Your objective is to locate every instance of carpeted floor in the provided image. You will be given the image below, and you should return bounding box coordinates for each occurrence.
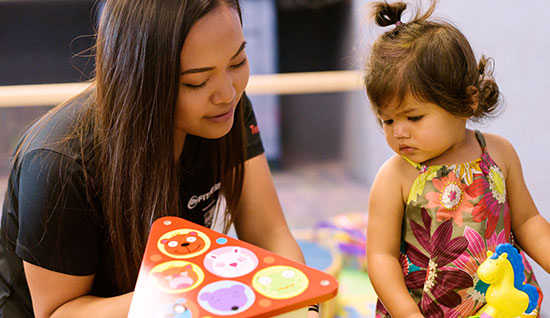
[272,162,369,231]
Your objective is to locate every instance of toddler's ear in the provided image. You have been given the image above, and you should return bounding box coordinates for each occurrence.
[466,85,479,115]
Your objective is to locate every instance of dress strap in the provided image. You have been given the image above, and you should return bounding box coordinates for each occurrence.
[474,130,487,152]
[402,156,422,170]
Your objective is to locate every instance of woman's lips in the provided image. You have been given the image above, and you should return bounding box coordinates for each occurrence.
[206,108,235,123]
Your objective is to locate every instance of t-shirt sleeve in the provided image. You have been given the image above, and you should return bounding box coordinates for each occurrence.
[15,149,100,276]
[242,93,265,160]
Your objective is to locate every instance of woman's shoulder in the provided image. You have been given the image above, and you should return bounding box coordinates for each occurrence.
[19,91,94,161]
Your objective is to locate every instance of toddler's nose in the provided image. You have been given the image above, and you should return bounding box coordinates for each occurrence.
[393,122,410,139]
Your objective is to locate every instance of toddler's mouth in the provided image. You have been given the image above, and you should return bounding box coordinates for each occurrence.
[399,144,416,153]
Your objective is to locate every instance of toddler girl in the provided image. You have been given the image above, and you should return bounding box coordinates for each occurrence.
[364,1,550,317]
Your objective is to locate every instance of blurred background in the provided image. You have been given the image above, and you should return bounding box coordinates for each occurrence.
[1,0,548,316]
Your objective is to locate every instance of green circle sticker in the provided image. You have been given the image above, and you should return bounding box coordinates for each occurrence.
[252,265,309,299]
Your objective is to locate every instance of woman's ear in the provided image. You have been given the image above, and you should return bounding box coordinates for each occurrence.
[466,85,479,115]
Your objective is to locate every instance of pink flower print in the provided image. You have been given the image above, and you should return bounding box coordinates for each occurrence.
[400,253,410,276]
[376,300,390,317]
[470,155,511,238]
[449,228,508,316]
[404,209,473,318]
[425,171,474,226]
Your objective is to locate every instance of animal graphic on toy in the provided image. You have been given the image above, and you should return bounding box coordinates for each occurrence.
[470,243,539,318]
[151,264,199,290]
[198,281,255,315]
[158,230,210,258]
[150,261,204,293]
[252,265,309,299]
[204,246,259,278]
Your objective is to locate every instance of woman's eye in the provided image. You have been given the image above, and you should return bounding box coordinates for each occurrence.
[230,58,247,69]
[408,116,423,122]
[382,119,393,125]
[184,82,207,90]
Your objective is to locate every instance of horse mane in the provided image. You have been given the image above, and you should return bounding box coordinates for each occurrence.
[491,243,539,313]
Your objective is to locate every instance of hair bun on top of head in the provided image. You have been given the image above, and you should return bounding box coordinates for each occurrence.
[372,1,407,27]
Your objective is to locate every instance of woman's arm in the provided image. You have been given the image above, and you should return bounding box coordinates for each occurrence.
[233,154,317,318]
[233,153,304,263]
[23,262,133,318]
[366,157,423,318]
[492,135,550,273]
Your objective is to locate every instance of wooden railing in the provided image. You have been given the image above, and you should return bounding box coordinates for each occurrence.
[0,70,364,108]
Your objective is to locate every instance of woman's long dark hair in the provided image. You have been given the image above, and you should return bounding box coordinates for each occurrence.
[93,0,246,292]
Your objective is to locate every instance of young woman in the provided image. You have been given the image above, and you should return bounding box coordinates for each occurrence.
[0,1,309,317]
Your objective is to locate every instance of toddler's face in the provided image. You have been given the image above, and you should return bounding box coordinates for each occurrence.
[377,93,468,164]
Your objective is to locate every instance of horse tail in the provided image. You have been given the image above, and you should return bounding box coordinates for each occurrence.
[522,283,539,314]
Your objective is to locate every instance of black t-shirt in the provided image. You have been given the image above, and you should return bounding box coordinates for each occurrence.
[0,91,264,317]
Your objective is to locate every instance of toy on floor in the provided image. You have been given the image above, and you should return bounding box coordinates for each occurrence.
[334,268,377,318]
[473,243,539,318]
[291,228,377,318]
[275,240,342,318]
[128,216,338,318]
[314,213,367,270]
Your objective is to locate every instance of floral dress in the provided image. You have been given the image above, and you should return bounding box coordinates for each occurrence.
[376,131,543,318]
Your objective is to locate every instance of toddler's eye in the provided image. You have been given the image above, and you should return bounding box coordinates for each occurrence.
[382,119,393,125]
[408,116,423,122]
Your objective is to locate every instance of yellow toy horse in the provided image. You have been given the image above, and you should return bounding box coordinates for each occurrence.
[477,243,539,318]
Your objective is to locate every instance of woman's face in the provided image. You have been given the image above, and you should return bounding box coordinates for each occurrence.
[176,2,249,140]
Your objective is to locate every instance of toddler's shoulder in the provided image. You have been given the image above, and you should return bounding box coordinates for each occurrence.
[481,132,514,150]
[480,132,521,175]
[375,155,420,184]
[372,155,420,205]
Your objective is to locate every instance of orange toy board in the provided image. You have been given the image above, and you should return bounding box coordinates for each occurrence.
[128,216,338,318]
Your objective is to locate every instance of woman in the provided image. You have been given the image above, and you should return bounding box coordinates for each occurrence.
[0,1,308,317]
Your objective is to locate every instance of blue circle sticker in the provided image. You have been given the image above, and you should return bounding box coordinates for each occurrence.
[216,237,228,245]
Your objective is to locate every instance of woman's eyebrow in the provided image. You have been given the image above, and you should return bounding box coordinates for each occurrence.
[232,41,247,59]
[181,41,247,75]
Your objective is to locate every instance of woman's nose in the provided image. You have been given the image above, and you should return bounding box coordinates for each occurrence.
[211,73,236,105]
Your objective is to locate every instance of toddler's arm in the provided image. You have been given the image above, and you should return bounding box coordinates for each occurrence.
[366,157,424,317]
[495,135,550,273]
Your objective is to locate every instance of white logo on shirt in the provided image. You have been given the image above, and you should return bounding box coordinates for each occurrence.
[187,182,221,210]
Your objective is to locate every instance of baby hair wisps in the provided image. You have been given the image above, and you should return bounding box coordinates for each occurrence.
[365,0,500,121]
